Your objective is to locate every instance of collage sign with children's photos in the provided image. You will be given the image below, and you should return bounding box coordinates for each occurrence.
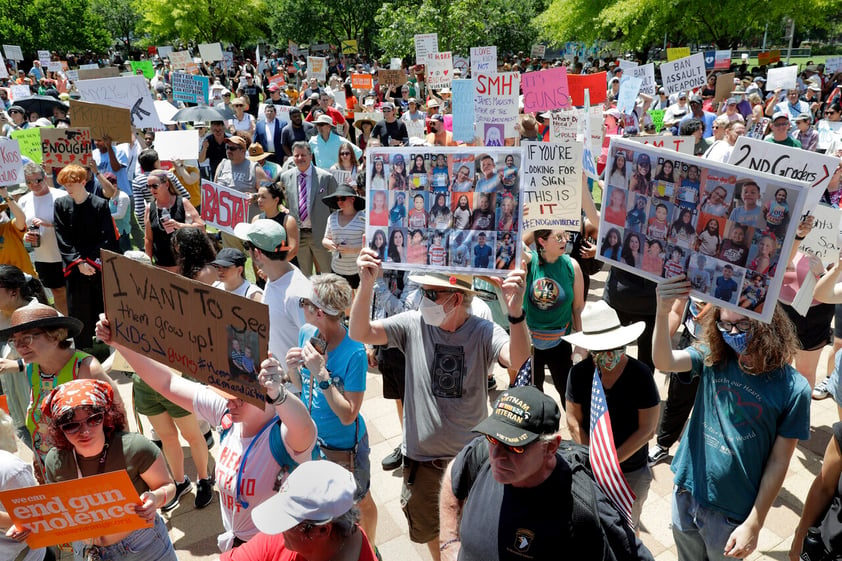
[597,138,808,322]
[366,147,522,275]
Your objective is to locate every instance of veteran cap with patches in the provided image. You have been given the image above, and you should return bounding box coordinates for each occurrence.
[472,386,560,446]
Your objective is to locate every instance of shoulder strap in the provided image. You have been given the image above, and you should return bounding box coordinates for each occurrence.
[558,441,609,561]
[268,420,320,491]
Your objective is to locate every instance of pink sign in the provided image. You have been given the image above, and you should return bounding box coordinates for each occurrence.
[522,67,570,113]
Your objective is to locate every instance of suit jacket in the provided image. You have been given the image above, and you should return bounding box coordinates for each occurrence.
[280,165,337,241]
[254,119,285,164]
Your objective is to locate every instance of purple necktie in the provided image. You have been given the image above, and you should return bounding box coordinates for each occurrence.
[298,172,308,222]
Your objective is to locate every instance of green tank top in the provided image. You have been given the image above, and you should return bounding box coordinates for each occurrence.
[524,251,575,332]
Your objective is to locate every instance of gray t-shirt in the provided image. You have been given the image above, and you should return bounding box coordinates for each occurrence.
[381,311,508,461]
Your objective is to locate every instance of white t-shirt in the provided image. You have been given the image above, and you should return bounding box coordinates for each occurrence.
[18,187,68,263]
[264,267,311,360]
[0,451,46,561]
[193,387,315,550]
[212,279,263,300]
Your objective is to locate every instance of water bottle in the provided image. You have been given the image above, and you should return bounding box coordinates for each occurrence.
[28,225,40,248]
[801,527,827,561]
[160,207,171,222]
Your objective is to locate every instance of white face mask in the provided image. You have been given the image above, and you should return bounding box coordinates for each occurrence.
[419,294,454,326]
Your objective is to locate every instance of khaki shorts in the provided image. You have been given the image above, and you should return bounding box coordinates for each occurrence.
[400,457,447,543]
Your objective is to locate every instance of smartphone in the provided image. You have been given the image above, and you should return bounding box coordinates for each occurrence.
[310,336,327,355]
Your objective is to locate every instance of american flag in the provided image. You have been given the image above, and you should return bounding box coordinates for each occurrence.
[589,369,635,526]
[510,357,533,388]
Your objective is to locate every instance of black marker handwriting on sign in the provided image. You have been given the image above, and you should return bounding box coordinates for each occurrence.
[731,144,826,187]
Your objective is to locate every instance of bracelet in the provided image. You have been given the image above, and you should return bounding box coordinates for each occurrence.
[440,538,460,552]
[17,358,24,372]
[266,384,288,406]
[507,309,526,324]
[795,234,806,240]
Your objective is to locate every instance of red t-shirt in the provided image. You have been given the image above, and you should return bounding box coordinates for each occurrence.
[221,528,377,561]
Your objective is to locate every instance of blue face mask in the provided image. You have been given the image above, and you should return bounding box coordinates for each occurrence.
[721,330,750,355]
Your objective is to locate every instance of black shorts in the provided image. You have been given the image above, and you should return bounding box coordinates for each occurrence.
[835,304,842,339]
[781,302,834,351]
[337,272,360,289]
[34,261,65,289]
[376,346,406,400]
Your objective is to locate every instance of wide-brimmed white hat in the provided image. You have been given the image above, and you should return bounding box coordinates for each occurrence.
[561,301,644,351]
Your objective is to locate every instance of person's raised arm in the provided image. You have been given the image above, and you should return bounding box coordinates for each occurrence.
[653,276,694,373]
[438,461,463,561]
[493,265,530,381]
[815,251,842,303]
[258,354,317,453]
[0,186,25,230]
[349,244,389,345]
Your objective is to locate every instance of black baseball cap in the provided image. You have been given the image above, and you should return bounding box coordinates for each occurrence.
[472,386,560,446]
[211,248,247,268]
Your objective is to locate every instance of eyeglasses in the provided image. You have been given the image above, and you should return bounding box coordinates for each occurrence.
[7,331,44,349]
[25,177,45,184]
[485,434,526,454]
[59,412,105,435]
[422,289,456,301]
[716,320,752,333]
[554,233,567,243]
[226,145,242,151]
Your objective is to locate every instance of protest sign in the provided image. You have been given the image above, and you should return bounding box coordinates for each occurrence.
[41,127,92,169]
[474,71,520,137]
[2,45,21,60]
[77,67,119,80]
[660,53,706,95]
[818,120,842,150]
[37,51,51,67]
[714,50,732,69]
[765,65,798,91]
[667,47,691,61]
[268,74,285,88]
[728,136,836,211]
[79,63,98,70]
[47,61,62,73]
[617,75,642,115]
[288,41,299,57]
[157,46,173,59]
[470,46,497,76]
[567,72,607,106]
[341,39,358,54]
[0,471,148,548]
[714,72,735,102]
[354,111,383,125]
[522,141,583,231]
[101,250,269,406]
[758,50,781,66]
[581,90,599,180]
[0,53,7,79]
[599,136,807,323]
[68,100,132,144]
[426,52,453,90]
[648,109,665,133]
[171,72,209,105]
[451,79,475,143]
[414,33,439,65]
[222,51,234,70]
[10,85,30,101]
[747,117,770,139]
[521,67,570,113]
[66,69,79,82]
[10,128,41,164]
[826,56,842,74]
[453,56,469,75]
[365,147,522,275]
[530,45,546,59]
[331,169,352,187]
[377,69,405,87]
[307,56,326,81]
[154,130,200,162]
[198,42,223,62]
[129,60,154,79]
[201,180,252,235]
[351,73,373,90]
[168,50,191,70]
[548,109,578,143]
[76,76,162,129]
[798,203,842,266]
[0,138,23,186]
[629,135,695,155]
[390,58,402,70]
[703,51,716,70]
[625,63,656,95]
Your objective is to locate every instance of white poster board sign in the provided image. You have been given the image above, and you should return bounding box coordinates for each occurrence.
[521,140,583,231]
[153,130,200,162]
[765,65,798,91]
[659,53,706,95]
[198,43,223,62]
[798,203,842,266]
[76,76,162,129]
[414,33,439,65]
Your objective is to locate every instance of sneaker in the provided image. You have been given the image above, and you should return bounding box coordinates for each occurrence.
[194,477,214,509]
[487,376,497,390]
[204,430,215,450]
[161,476,192,512]
[648,444,669,466]
[813,377,832,400]
[381,445,402,471]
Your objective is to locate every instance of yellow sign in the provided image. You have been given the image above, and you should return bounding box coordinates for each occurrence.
[341,39,358,55]
[667,47,691,61]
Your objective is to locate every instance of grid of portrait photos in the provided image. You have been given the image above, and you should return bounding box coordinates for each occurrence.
[366,147,522,275]
[596,138,808,322]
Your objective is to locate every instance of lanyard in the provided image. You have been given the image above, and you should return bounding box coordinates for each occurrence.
[235,416,278,509]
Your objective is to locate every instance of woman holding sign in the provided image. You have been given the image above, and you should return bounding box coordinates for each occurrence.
[40,378,177,561]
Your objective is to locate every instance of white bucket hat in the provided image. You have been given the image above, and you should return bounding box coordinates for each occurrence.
[561,301,645,351]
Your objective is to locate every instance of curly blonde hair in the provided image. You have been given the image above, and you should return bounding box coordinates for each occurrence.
[698,304,800,374]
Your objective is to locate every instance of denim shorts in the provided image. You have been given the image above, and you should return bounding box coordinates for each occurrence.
[72,514,176,561]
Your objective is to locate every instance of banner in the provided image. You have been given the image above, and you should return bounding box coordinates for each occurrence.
[168,50,191,70]
[76,76,162,129]
[198,42,223,62]
[798,203,842,266]
[2,45,21,60]
[171,72,209,105]
[68,100,132,144]
[728,136,837,211]
[425,51,453,90]
[414,33,439,65]
[714,50,732,70]
[200,180,252,235]
[598,137,807,323]
[154,130,200,162]
[0,471,148,549]
[521,140,582,231]
[470,46,496,76]
[307,56,326,81]
[660,53,706,95]
[41,127,92,169]
[451,79,475,143]
[10,128,41,164]
[567,72,607,106]
[101,250,269,406]
[628,135,695,155]
[765,65,798,91]
[818,120,842,151]
[0,138,23,186]
[129,60,154,79]
[377,69,405,87]
[758,50,781,66]
[714,72,735,102]
[474,72,520,137]
[617,75,642,115]
[365,147,522,275]
[521,67,570,113]
[666,47,691,61]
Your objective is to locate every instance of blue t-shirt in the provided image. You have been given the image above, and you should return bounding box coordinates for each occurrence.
[93,145,131,197]
[671,347,811,520]
[714,276,738,301]
[298,324,367,449]
[728,206,765,229]
[389,203,406,225]
[473,243,493,267]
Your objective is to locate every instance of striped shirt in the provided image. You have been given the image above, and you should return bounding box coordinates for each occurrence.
[325,211,366,276]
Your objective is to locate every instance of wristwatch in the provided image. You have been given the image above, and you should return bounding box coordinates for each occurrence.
[318,379,332,390]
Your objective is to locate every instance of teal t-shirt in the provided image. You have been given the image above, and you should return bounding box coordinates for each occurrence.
[524,251,574,332]
[671,347,811,520]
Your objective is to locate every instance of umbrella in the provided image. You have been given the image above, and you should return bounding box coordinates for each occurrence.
[171,105,230,123]
[15,95,68,117]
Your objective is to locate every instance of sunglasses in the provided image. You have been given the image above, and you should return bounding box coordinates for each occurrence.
[826,111,837,116]
[422,288,456,301]
[60,412,105,435]
[485,434,526,454]
[226,145,243,151]
[7,331,44,349]
[298,298,317,310]
[339,152,352,156]
[147,182,161,188]
[716,320,752,333]
[25,177,45,184]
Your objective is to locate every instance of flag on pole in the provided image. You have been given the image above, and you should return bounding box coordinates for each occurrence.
[510,356,533,388]
[589,369,635,526]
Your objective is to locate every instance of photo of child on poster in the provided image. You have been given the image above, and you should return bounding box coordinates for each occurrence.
[225,327,263,399]
[367,147,522,275]
[596,138,808,322]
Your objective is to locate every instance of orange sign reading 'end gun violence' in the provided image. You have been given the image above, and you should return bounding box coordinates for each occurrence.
[0,471,149,549]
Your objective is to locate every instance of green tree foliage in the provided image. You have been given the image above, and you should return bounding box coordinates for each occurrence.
[0,0,110,57]
[141,0,269,46]
[92,0,141,52]
[268,0,381,53]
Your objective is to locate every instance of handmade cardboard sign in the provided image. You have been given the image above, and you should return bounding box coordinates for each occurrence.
[69,100,132,144]
[522,67,570,113]
[798,203,842,266]
[10,128,42,164]
[101,250,269,407]
[168,50,191,70]
[41,127,92,169]
[377,69,405,87]
[470,46,497,76]
[473,72,520,137]
[521,140,583,231]
[714,72,735,102]
[77,67,120,80]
